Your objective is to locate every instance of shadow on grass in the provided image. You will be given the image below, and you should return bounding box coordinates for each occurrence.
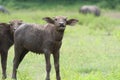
[78,68,98,74]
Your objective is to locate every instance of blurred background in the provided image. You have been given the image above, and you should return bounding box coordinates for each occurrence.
[0,0,120,10]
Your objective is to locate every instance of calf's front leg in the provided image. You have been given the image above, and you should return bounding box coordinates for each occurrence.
[53,51,61,80]
[44,50,51,80]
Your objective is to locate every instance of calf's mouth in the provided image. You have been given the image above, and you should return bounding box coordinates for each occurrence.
[58,25,65,31]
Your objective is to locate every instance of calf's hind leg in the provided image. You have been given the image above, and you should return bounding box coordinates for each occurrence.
[1,51,8,79]
[12,47,28,80]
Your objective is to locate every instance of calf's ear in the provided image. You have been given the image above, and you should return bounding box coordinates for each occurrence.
[43,17,54,24]
[67,19,78,26]
[18,20,23,25]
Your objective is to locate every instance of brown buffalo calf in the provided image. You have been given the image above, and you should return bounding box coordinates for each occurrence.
[12,16,78,80]
[0,20,22,79]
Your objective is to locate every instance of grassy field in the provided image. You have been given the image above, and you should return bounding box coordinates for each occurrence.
[0,6,120,80]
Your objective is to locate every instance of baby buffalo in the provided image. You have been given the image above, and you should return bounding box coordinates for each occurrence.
[0,20,22,79]
[12,16,78,80]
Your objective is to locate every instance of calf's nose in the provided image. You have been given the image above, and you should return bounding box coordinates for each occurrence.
[59,22,64,25]
[59,22,65,27]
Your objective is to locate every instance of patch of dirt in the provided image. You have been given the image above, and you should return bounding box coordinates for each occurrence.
[103,11,120,19]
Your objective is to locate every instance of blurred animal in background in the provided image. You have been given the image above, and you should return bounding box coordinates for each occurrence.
[0,5,10,14]
[79,5,101,16]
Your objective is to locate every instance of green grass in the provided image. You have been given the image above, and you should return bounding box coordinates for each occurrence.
[0,7,120,80]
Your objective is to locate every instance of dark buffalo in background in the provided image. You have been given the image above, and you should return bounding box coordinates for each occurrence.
[0,20,22,79]
[0,5,10,14]
[12,16,78,80]
[79,5,101,16]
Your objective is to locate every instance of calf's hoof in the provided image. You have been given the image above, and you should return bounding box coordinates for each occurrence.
[12,78,17,80]
[12,77,17,80]
[57,77,61,80]
[2,75,6,80]
[46,77,50,80]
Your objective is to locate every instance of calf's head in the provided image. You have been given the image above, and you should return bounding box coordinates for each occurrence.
[43,16,78,31]
[9,20,23,33]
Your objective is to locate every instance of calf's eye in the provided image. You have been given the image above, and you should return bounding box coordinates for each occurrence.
[64,19,67,21]
[55,19,57,21]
